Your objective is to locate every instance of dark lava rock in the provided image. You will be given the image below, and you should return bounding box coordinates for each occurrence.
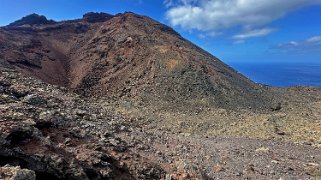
[8,13,55,27]
[82,12,113,23]
[24,94,47,106]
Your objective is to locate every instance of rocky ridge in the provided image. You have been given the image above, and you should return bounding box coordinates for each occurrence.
[8,13,55,27]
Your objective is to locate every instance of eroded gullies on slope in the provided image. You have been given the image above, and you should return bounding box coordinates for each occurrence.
[1,12,277,111]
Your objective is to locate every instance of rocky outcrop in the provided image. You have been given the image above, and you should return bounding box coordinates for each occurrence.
[82,12,114,23]
[0,165,36,180]
[7,14,55,27]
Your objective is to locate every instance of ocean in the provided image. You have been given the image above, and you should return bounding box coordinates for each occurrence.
[227,62,321,87]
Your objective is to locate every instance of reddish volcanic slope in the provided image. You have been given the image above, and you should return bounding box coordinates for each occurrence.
[0,12,276,110]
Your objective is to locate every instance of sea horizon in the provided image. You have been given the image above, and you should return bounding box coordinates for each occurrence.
[227,61,321,87]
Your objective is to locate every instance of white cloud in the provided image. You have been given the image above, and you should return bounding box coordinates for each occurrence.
[276,41,300,49]
[289,41,300,46]
[164,0,198,7]
[271,36,321,53]
[233,28,275,39]
[306,36,321,44]
[233,40,245,45]
[198,33,206,39]
[164,0,174,7]
[165,0,321,39]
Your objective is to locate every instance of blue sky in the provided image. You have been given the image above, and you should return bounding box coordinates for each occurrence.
[1,0,321,63]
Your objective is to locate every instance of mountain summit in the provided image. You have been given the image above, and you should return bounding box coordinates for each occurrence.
[0,12,275,110]
[82,12,114,23]
[7,13,55,27]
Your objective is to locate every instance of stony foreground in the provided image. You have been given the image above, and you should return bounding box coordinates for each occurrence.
[0,68,164,179]
[1,68,321,180]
